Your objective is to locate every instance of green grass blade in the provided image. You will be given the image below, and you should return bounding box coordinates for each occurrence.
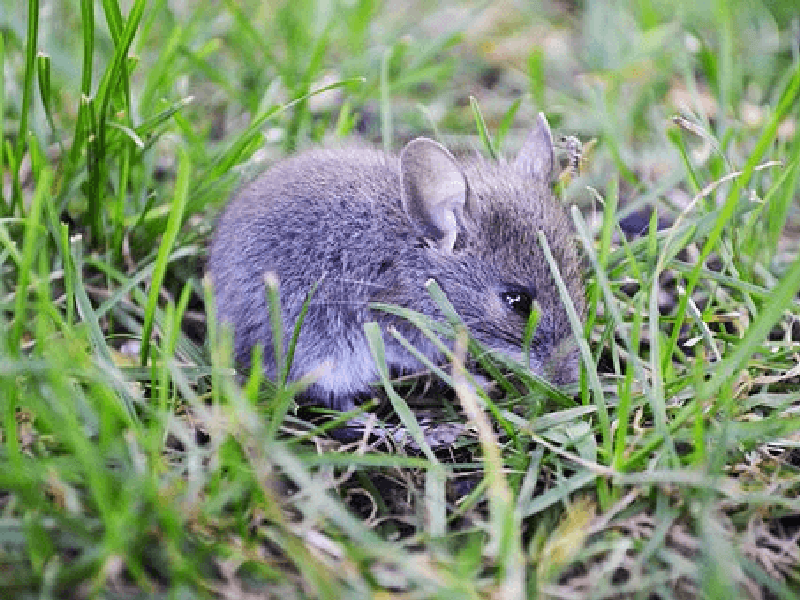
[284,279,320,386]
[100,0,124,43]
[94,0,145,119]
[12,0,40,214]
[79,0,93,94]
[265,273,285,383]
[452,332,523,599]
[765,136,800,258]
[520,469,597,518]
[140,147,191,365]
[470,96,497,159]
[0,33,5,213]
[11,169,51,353]
[495,98,522,151]
[538,230,611,462]
[364,322,439,463]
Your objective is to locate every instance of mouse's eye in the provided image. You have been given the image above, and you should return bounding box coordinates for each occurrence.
[500,288,534,318]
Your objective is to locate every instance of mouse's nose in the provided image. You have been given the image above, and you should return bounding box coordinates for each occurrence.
[543,338,581,386]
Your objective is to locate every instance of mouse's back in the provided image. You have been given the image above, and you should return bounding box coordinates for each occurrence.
[209,148,412,393]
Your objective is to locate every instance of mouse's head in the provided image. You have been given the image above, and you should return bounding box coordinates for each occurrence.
[396,113,585,383]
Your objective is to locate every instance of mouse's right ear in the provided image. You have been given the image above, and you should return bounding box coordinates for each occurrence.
[400,138,469,253]
[515,112,555,183]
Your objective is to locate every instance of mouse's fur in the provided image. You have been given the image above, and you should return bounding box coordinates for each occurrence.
[208,114,585,410]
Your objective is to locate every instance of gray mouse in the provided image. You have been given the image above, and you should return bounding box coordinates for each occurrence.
[208,113,585,411]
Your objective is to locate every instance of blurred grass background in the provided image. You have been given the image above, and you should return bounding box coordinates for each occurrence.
[1,1,800,598]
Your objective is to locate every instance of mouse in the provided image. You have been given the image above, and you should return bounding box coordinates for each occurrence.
[208,113,585,412]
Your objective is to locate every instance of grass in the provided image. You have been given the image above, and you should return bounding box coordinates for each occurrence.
[1,0,800,598]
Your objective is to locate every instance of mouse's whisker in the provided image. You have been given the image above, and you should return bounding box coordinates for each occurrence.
[316,277,393,290]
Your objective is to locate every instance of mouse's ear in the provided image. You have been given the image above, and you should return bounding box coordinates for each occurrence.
[400,138,468,253]
[515,112,555,183]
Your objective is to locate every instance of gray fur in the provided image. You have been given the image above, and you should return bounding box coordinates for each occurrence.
[208,113,585,411]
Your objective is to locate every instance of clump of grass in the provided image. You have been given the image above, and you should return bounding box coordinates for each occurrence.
[1,1,799,599]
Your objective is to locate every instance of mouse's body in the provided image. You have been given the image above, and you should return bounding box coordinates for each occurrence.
[208,114,585,410]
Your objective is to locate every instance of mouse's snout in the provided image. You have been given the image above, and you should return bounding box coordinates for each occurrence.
[544,338,582,385]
